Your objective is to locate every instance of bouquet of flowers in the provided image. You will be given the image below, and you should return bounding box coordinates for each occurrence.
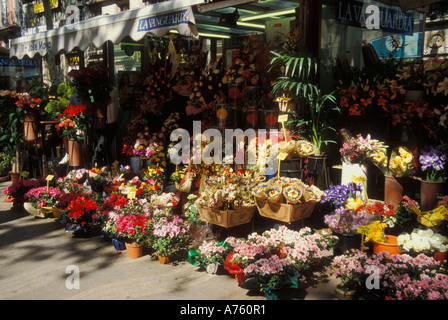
[3,178,43,204]
[60,196,98,232]
[68,63,111,104]
[14,93,41,113]
[320,183,363,209]
[372,146,416,177]
[327,249,369,292]
[112,213,152,246]
[195,240,232,267]
[151,209,190,257]
[419,145,447,182]
[56,104,90,141]
[397,228,448,255]
[340,134,387,164]
[24,186,62,208]
[324,206,375,236]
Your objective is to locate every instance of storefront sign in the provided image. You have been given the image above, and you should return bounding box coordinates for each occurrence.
[0,57,38,67]
[34,0,58,14]
[336,0,413,34]
[137,9,189,32]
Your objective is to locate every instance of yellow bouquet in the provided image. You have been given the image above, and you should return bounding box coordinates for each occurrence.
[372,146,416,177]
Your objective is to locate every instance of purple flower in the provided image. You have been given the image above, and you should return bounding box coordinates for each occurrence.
[321,183,362,208]
[419,145,447,181]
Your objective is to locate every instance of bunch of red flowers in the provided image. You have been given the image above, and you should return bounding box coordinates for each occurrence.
[63,196,98,228]
[356,201,396,219]
[15,94,41,113]
[56,104,89,140]
[114,214,151,244]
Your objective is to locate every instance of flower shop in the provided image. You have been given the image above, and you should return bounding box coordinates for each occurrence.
[1,13,448,300]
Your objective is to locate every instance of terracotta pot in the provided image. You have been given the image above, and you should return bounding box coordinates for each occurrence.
[373,235,401,258]
[434,251,447,263]
[384,175,403,206]
[24,112,39,141]
[158,255,170,264]
[68,138,84,167]
[125,243,143,259]
[420,180,444,212]
[9,171,21,185]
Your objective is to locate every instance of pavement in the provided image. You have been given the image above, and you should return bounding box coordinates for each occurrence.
[0,179,341,303]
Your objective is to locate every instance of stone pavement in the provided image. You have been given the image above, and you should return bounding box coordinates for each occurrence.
[0,180,340,302]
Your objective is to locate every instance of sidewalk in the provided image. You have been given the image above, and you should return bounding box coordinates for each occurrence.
[0,180,339,301]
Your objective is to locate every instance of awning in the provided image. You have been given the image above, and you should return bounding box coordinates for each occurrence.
[10,0,201,59]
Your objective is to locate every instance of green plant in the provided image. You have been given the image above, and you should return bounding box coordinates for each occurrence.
[45,83,76,119]
[269,51,340,155]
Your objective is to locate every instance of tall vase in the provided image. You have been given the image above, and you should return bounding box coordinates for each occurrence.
[420,180,444,212]
[384,175,403,205]
[9,171,21,185]
[129,156,141,171]
[341,161,368,201]
[68,138,84,167]
[24,112,39,141]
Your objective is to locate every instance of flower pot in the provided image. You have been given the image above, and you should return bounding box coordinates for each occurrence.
[129,156,141,172]
[373,235,401,258]
[158,255,170,264]
[341,161,367,201]
[125,243,143,259]
[420,180,444,212]
[279,158,304,180]
[112,238,126,251]
[103,181,121,194]
[9,171,20,185]
[384,175,403,206]
[307,155,328,175]
[24,112,39,141]
[206,262,220,275]
[68,138,84,167]
[333,233,361,256]
[434,251,447,263]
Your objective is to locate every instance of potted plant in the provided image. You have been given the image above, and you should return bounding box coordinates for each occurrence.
[56,104,90,167]
[418,144,447,211]
[269,51,340,175]
[0,150,14,178]
[151,208,190,264]
[194,240,232,274]
[60,195,98,237]
[24,185,63,218]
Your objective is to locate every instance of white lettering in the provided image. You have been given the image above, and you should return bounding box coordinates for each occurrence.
[65,5,80,29]
[365,5,380,30]
[65,265,80,289]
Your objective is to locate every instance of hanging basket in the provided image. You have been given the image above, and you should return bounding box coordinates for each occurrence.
[196,203,255,228]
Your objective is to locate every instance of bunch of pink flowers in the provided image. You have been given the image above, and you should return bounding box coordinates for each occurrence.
[24,186,62,207]
[152,215,189,239]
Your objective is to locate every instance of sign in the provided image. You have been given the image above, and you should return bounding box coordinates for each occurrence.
[336,0,414,34]
[0,57,38,68]
[34,0,59,14]
[371,33,423,59]
[137,9,189,32]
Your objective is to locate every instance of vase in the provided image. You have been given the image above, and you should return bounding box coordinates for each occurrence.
[9,171,21,185]
[420,180,444,212]
[434,251,447,263]
[373,235,401,258]
[68,138,84,167]
[333,233,361,256]
[125,243,143,259]
[384,175,403,206]
[341,161,368,201]
[279,158,304,180]
[206,262,220,275]
[112,238,126,251]
[307,155,328,175]
[24,112,39,141]
[129,156,141,172]
[158,255,170,264]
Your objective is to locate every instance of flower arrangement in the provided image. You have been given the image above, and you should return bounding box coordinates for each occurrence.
[419,145,447,182]
[183,194,203,228]
[44,83,76,120]
[224,226,338,299]
[320,183,363,209]
[151,210,190,257]
[372,146,416,177]
[56,104,89,141]
[339,133,387,164]
[14,93,41,113]
[397,228,448,254]
[324,206,375,236]
[60,196,98,232]
[196,240,232,267]
[0,151,13,173]
[2,178,43,204]
[113,213,152,246]
[327,249,369,291]
[24,186,62,208]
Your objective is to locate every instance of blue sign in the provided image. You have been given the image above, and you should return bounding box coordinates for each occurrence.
[336,0,414,34]
[137,9,189,32]
[0,57,38,68]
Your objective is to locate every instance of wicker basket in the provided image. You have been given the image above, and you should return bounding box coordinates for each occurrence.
[196,202,256,228]
[255,198,316,223]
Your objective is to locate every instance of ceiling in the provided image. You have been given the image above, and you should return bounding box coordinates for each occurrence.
[192,0,300,37]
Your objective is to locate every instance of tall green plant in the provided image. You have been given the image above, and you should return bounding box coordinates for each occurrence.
[269,51,340,155]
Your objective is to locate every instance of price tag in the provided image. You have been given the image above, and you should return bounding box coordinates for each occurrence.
[411,204,422,216]
[278,114,288,122]
[21,171,29,178]
[357,225,370,235]
[278,152,288,161]
[46,175,54,190]
[127,191,136,200]
[112,160,119,167]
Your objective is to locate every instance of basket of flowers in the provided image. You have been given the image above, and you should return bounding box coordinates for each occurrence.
[254,177,325,223]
